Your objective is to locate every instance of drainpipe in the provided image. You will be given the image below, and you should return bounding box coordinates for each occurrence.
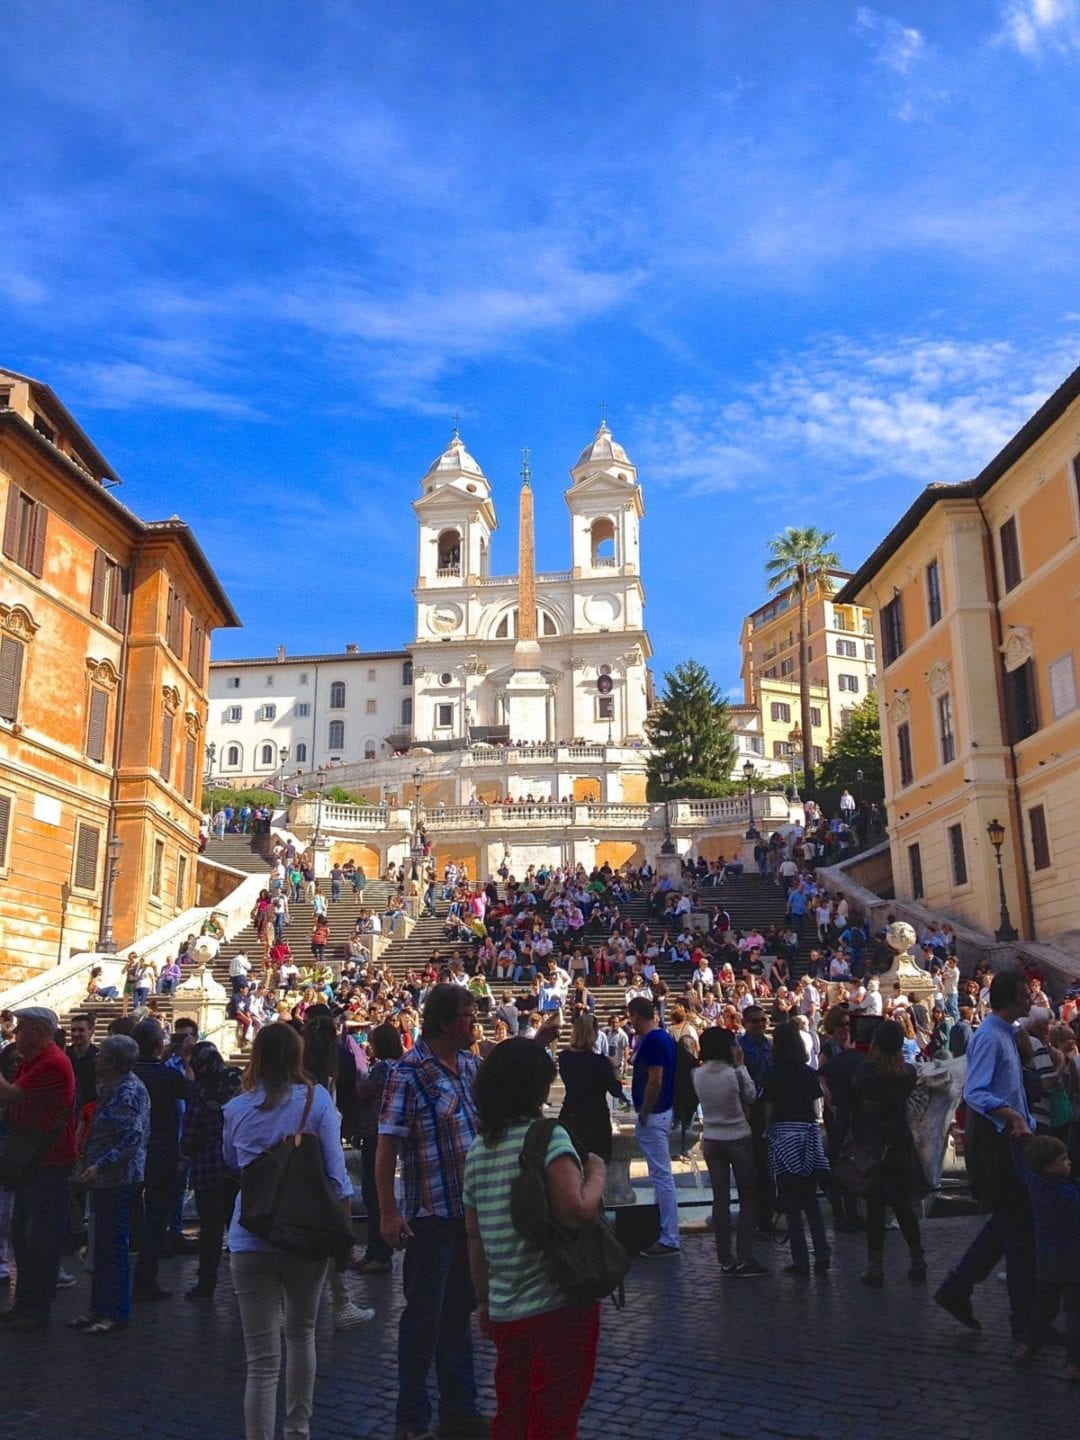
[973,497,1036,940]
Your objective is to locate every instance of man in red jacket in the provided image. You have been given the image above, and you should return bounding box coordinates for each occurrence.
[0,1006,76,1331]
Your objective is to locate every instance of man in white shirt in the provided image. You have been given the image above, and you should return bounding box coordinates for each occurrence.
[229,951,252,997]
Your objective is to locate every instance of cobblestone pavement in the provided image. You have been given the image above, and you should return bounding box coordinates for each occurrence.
[0,1216,1073,1440]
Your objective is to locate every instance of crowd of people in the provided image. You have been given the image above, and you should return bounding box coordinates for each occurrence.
[3,828,1080,1437]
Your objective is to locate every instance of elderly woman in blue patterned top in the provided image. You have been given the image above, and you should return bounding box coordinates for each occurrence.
[70,1035,150,1334]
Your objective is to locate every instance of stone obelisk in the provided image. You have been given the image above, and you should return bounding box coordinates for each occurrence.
[506,450,549,742]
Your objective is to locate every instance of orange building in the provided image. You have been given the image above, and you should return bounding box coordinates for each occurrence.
[838,365,1080,949]
[0,368,239,983]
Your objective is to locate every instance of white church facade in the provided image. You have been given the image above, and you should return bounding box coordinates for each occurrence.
[205,422,654,797]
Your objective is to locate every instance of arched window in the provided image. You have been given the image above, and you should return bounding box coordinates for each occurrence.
[259,742,274,766]
[295,742,307,764]
[402,660,413,686]
[495,612,511,638]
[226,744,241,768]
[329,681,346,709]
[437,529,461,573]
[364,744,377,760]
[590,517,616,565]
[495,608,559,639]
[328,719,345,749]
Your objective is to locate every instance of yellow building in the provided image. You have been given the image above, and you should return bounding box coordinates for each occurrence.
[0,368,239,983]
[740,571,877,772]
[837,364,1080,947]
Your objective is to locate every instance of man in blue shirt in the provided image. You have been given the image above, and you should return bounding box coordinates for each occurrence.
[935,970,1036,1337]
[627,996,680,1257]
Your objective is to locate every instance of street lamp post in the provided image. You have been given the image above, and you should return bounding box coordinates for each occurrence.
[205,741,217,817]
[313,769,327,848]
[278,745,290,803]
[743,759,760,840]
[98,834,124,954]
[788,727,802,803]
[986,818,1019,942]
[411,767,424,879]
[856,768,864,808]
[659,768,675,854]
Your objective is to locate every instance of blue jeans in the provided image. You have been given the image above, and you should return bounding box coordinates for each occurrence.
[397,1215,477,1431]
[90,1184,138,1322]
[12,1164,71,1321]
[778,1176,830,1272]
[133,986,150,1007]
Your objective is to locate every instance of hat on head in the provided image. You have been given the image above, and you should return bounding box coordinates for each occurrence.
[13,1005,59,1033]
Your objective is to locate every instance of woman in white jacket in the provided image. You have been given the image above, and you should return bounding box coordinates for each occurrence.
[692,1027,764,1276]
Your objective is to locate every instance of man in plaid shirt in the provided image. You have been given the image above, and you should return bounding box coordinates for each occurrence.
[377,984,486,1440]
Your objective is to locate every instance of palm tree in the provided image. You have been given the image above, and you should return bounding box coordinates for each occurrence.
[765,526,840,797]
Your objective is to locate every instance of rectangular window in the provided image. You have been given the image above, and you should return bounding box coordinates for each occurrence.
[159,710,174,783]
[838,674,859,693]
[812,745,824,765]
[0,635,25,722]
[188,618,206,679]
[401,698,413,725]
[294,702,310,717]
[881,595,905,666]
[1,486,47,577]
[328,719,345,748]
[772,740,788,759]
[183,737,196,801]
[166,587,185,657]
[836,638,857,657]
[73,822,101,892]
[780,658,794,677]
[226,676,241,689]
[365,698,377,714]
[809,707,822,727]
[908,843,924,900]
[764,667,778,679]
[257,703,276,722]
[435,703,453,728]
[151,837,165,899]
[597,695,615,720]
[0,791,11,871]
[938,693,955,764]
[367,668,376,682]
[299,673,309,685]
[176,851,188,907]
[864,642,876,662]
[1005,659,1039,742]
[90,550,127,629]
[224,705,242,723]
[897,722,913,787]
[1029,805,1051,871]
[770,702,791,723]
[86,687,109,764]
[1000,517,1021,592]
[948,824,968,887]
[1048,653,1078,719]
[926,559,942,627]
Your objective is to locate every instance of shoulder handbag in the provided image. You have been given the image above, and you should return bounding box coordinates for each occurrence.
[831,1136,883,1197]
[239,1086,355,1259]
[510,1118,629,1308]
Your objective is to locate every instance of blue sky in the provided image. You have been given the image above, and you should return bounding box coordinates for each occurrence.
[3,0,1080,692]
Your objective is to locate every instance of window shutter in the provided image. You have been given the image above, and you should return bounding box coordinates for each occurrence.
[74,823,100,891]
[2,488,20,559]
[0,792,10,867]
[90,549,106,618]
[86,687,109,763]
[0,637,24,722]
[183,736,196,800]
[109,564,129,631]
[28,503,47,577]
[160,710,174,782]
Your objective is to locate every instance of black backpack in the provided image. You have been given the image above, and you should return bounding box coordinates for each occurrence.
[509,1118,629,1308]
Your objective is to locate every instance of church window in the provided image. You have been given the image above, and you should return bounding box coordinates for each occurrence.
[437,530,462,574]
[590,517,616,566]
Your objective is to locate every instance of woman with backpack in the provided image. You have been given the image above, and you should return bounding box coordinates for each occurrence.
[464,1038,607,1439]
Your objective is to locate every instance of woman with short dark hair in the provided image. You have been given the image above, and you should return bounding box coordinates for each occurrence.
[763,1023,831,1278]
[465,1038,606,1439]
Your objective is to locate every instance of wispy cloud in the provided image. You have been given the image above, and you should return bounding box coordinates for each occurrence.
[998,0,1080,54]
[634,332,1079,498]
[857,7,925,72]
[66,360,259,418]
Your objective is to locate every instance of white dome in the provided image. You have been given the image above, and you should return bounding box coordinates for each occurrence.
[425,433,485,480]
[574,421,630,470]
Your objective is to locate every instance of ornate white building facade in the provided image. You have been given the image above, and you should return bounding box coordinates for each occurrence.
[206,421,653,796]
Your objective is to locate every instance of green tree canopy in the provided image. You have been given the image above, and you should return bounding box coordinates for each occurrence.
[765,525,841,798]
[646,659,737,798]
[814,690,883,816]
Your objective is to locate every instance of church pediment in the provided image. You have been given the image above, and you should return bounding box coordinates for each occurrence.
[564,471,644,515]
[414,484,498,527]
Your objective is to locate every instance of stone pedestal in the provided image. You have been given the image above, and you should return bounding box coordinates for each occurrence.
[878,920,935,1005]
[506,663,549,744]
[656,850,682,886]
[604,1127,640,1206]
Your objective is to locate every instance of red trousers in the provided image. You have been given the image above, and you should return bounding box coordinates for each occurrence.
[489,1302,600,1440]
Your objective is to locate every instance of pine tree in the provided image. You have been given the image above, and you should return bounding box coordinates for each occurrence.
[646,659,736,798]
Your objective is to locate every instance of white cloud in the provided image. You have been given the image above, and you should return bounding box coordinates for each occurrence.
[857,8,926,72]
[67,360,259,418]
[998,0,1080,54]
[633,333,1079,498]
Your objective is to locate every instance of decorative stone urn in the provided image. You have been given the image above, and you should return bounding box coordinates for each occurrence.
[877,920,935,1006]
